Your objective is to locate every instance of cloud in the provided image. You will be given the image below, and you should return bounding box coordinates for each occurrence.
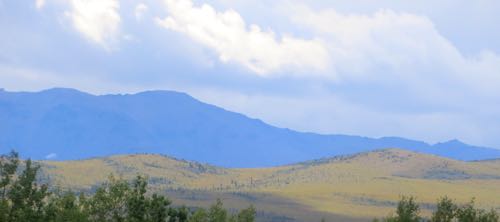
[65,0,121,49]
[286,5,500,97]
[134,3,148,21]
[287,7,455,75]
[155,0,330,76]
[45,153,57,159]
[35,0,45,9]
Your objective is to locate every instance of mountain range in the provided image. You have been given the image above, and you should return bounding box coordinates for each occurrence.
[1,87,500,167]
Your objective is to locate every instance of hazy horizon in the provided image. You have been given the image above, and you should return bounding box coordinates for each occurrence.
[2,0,500,148]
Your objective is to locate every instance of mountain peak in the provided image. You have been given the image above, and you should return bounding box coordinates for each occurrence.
[40,87,89,95]
[133,90,192,98]
[435,139,466,146]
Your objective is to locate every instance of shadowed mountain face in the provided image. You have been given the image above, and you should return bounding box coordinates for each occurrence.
[1,88,500,167]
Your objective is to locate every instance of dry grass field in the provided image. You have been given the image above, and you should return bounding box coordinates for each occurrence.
[38,149,500,221]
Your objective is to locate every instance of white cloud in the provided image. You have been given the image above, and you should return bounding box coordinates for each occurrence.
[155,0,330,76]
[35,0,45,9]
[288,7,458,76]
[65,0,121,49]
[286,5,500,96]
[45,153,57,159]
[134,3,148,21]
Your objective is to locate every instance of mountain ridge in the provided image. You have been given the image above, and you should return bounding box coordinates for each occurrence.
[1,87,500,167]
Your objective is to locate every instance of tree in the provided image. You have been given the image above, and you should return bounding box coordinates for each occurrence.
[432,196,457,222]
[189,209,208,222]
[237,205,256,222]
[456,199,499,222]
[45,191,88,222]
[86,175,130,222]
[377,196,499,222]
[0,151,20,221]
[127,176,149,222]
[0,151,19,199]
[148,193,171,222]
[168,206,188,222]
[7,159,49,222]
[377,196,421,222]
[208,199,227,222]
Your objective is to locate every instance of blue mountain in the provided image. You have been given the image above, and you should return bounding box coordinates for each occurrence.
[1,88,499,167]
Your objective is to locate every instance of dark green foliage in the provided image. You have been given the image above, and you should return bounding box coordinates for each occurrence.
[185,200,255,222]
[6,159,49,222]
[377,196,421,222]
[208,199,227,222]
[87,175,129,222]
[44,191,88,222]
[0,151,256,222]
[188,209,208,222]
[0,151,19,222]
[237,205,255,222]
[431,196,456,222]
[149,194,171,222]
[455,199,499,222]
[127,176,149,222]
[395,196,421,222]
[376,196,499,222]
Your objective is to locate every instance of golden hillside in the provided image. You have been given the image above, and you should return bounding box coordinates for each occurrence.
[39,149,500,220]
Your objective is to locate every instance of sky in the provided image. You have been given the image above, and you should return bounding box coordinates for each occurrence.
[1,0,500,148]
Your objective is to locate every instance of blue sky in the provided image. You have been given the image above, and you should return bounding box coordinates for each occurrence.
[1,0,500,148]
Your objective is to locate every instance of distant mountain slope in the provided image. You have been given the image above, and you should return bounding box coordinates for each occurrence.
[1,88,500,167]
[39,149,500,191]
[39,149,500,219]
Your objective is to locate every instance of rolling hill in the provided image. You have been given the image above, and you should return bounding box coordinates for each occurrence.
[38,149,500,221]
[1,88,500,167]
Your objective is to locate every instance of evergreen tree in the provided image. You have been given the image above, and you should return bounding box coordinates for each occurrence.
[432,196,457,222]
[188,209,208,222]
[47,191,88,222]
[237,205,256,222]
[148,193,171,222]
[456,199,499,222]
[7,159,49,222]
[87,175,130,222]
[127,176,148,222]
[0,151,19,221]
[208,199,227,222]
[376,196,421,222]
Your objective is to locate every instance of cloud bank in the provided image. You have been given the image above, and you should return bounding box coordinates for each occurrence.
[285,5,500,100]
[155,0,330,75]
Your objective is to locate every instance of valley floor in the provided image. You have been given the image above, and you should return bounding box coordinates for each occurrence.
[39,149,500,221]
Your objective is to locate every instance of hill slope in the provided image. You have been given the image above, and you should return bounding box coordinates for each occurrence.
[1,88,500,167]
[39,149,500,219]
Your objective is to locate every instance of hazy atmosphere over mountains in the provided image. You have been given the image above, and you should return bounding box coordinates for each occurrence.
[2,0,500,151]
[1,1,500,221]
[1,88,499,167]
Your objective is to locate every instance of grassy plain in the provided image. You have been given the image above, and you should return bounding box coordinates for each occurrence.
[39,149,500,221]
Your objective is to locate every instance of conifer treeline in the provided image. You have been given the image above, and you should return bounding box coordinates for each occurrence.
[0,151,255,222]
